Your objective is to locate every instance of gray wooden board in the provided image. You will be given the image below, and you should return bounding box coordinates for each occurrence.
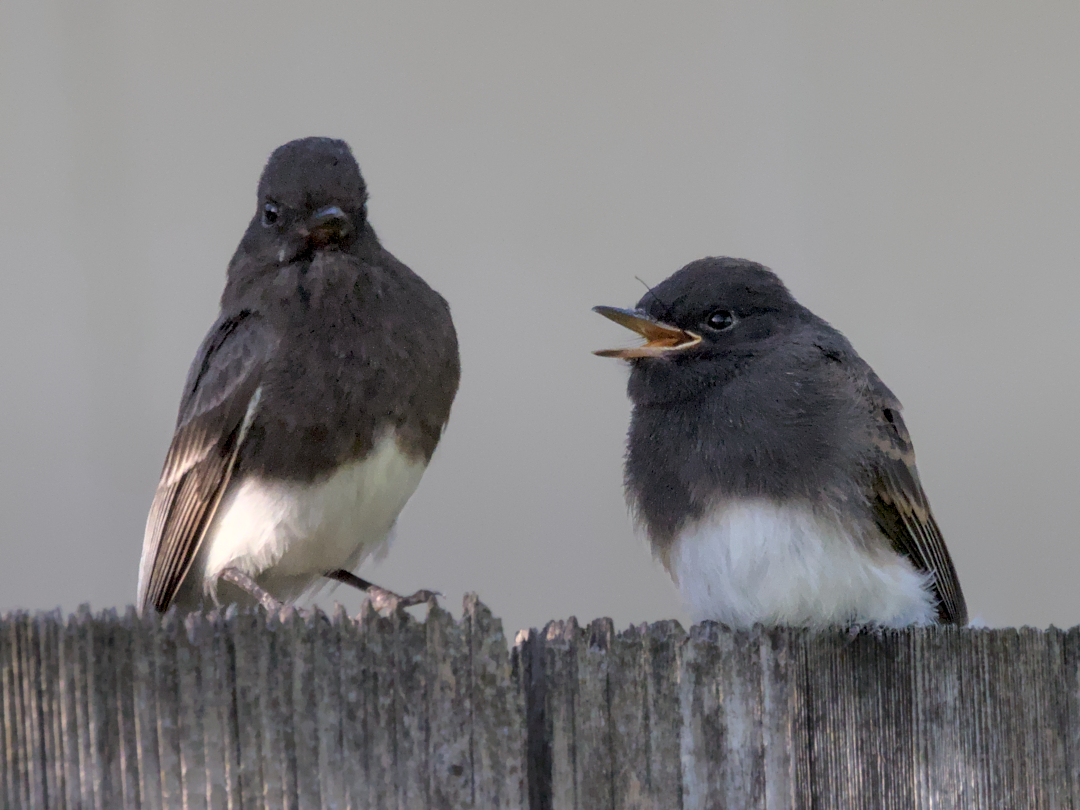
[0,604,1076,809]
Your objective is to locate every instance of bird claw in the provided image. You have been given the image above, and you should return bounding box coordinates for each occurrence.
[403,589,441,607]
[845,622,886,641]
[275,604,319,622]
[364,585,440,615]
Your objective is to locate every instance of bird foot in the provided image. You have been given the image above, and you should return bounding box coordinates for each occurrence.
[365,585,440,614]
[219,567,284,613]
[275,604,320,622]
[324,568,438,615]
[845,622,886,641]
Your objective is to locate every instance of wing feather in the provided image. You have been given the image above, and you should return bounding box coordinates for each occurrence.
[137,311,271,613]
[867,401,968,625]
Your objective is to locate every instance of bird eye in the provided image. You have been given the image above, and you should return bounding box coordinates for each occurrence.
[262,202,279,227]
[706,310,736,331]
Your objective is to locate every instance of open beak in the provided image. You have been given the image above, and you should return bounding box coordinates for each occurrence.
[592,306,702,358]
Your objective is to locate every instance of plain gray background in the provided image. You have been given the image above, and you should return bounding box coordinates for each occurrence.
[2,2,1077,634]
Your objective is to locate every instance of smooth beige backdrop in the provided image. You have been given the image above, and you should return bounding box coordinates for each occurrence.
[1,2,1078,633]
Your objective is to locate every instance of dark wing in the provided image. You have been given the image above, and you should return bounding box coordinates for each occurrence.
[137,310,272,613]
[863,384,968,625]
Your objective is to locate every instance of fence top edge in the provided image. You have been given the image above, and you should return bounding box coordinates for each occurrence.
[3,603,1076,644]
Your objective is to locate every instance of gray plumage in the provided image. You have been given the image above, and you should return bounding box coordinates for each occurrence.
[596,257,966,627]
[138,137,459,614]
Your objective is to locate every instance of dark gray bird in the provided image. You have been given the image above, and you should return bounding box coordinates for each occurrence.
[594,257,967,628]
[137,137,459,614]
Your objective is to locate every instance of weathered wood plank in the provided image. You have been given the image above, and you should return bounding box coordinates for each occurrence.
[37,612,65,808]
[313,609,345,809]
[760,626,806,810]
[114,610,140,810]
[425,602,470,809]
[575,618,615,810]
[175,614,206,810]
[189,610,237,809]
[0,606,1077,809]
[910,625,968,806]
[542,617,579,810]
[74,607,98,809]
[608,623,648,810]
[353,602,391,808]
[250,611,281,809]
[679,623,767,810]
[152,611,183,810]
[644,620,685,809]
[21,614,47,810]
[392,605,429,810]
[130,610,162,810]
[230,610,267,810]
[989,626,1071,808]
[337,606,369,810]
[1066,627,1080,807]
[802,630,898,809]
[466,594,525,809]
[517,625,551,810]
[13,614,35,809]
[287,610,322,810]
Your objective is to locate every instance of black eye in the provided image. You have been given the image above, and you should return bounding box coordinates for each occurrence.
[262,202,279,227]
[706,310,736,331]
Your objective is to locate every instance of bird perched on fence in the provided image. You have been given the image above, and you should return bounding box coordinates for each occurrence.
[138,137,459,614]
[594,257,967,628]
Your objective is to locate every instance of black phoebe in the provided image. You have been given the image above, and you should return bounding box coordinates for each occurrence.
[594,257,967,628]
[137,137,460,614]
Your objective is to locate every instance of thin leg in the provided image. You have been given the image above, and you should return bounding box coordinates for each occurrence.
[325,568,439,612]
[325,569,377,591]
[220,567,283,613]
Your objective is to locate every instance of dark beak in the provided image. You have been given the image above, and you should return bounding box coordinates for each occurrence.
[592,306,701,358]
[306,205,355,249]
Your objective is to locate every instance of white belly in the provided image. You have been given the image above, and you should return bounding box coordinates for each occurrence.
[666,499,936,629]
[201,432,427,603]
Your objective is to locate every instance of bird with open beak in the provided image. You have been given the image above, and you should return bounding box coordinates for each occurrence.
[594,257,967,629]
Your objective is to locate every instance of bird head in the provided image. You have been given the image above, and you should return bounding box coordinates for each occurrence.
[240,137,370,267]
[594,257,803,402]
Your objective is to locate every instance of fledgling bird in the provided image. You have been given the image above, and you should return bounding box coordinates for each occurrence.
[594,257,967,628]
[138,137,459,614]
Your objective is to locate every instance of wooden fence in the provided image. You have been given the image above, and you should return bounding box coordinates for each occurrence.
[0,596,1076,809]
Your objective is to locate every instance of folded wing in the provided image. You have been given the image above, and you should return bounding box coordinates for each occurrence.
[865,391,968,625]
[138,310,272,613]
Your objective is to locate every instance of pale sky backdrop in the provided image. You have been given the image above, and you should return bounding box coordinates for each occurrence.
[1,2,1078,634]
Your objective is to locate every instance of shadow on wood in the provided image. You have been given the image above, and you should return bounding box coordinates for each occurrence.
[0,598,1077,809]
